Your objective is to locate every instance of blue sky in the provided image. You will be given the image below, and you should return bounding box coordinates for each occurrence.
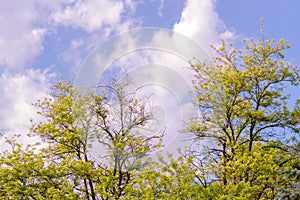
[0,0,299,148]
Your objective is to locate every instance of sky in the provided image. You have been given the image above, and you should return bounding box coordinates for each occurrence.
[0,0,299,151]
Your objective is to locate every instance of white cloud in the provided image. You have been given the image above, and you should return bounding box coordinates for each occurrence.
[157,0,165,17]
[0,69,55,149]
[52,0,137,33]
[0,0,236,155]
[86,0,236,154]
[220,30,235,41]
[0,0,74,68]
[150,0,165,17]
[0,1,44,68]
[0,0,140,150]
[75,28,210,156]
[173,0,235,51]
[0,0,138,69]
[52,0,140,69]
[62,38,85,68]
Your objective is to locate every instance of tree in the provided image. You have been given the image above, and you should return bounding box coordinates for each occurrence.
[188,36,300,198]
[0,136,81,199]
[0,78,163,199]
[212,141,297,199]
[1,28,300,200]
[275,128,300,200]
[125,153,207,200]
[0,78,206,199]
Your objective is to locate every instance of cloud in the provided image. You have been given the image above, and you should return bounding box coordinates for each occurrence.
[74,28,210,157]
[0,1,45,68]
[0,0,235,155]
[87,0,237,154]
[0,0,74,69]
[0,68,55,149]
[173,0,235,51]
[0,0,141,151]
[0,0,138,69]
[51,0,141,70]
[157,0,165,17]
[52,0,138,34]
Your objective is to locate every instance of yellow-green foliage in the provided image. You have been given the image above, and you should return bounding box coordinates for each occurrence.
[189,36,300,199]
[0,35,299,199]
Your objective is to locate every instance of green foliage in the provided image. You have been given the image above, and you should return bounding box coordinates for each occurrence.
[0,34,300,199]
[275,142,300,199]
[189,37,300,198]
[125,154,206,200]
[212,142,297,199]
[1,79,165,199]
